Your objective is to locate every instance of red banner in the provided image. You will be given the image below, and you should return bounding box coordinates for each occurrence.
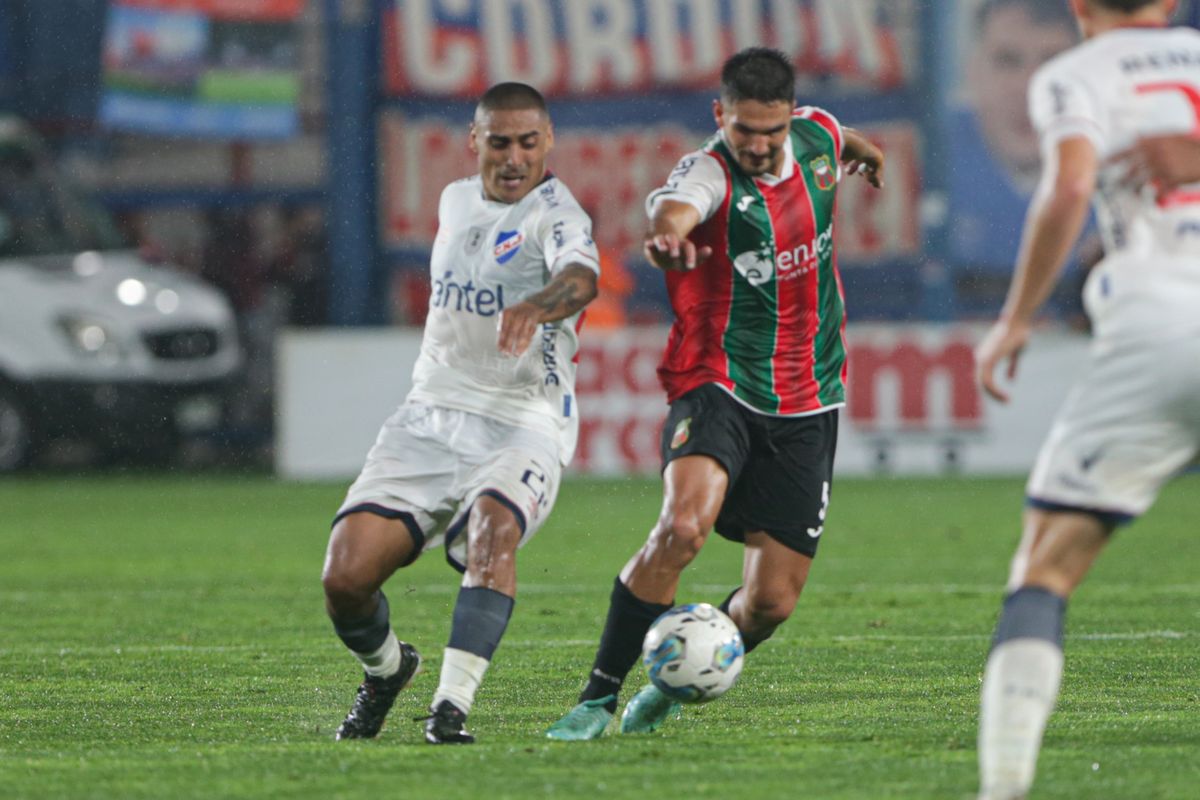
[571,326,985,474]
[378,112,922,264]
[381,0,917,99]
[116,0,305,21]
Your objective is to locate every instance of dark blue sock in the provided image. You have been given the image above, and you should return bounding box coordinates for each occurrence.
[991,586,1066,651]
[332,591,391,654]
[447,586,515,660]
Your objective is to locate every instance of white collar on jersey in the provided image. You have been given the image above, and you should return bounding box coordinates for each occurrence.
[718,129,796,185]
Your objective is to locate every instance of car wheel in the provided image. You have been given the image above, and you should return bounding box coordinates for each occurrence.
[0,383,34,471]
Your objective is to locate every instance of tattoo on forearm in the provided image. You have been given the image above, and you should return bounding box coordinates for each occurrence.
[532,281,580,313]
[528,268,596,320]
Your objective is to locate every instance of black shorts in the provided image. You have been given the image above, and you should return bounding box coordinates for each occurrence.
[660,383,838,558]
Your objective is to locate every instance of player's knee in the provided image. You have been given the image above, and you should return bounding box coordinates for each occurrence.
[650,513,708,565]
[321,564,375,612]
[741,587,797,630]
[467,510,521,581]
[470,508,522,552]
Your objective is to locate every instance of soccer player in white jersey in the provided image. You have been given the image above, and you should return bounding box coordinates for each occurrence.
[973,2,1200,797]
[321,82,599,744]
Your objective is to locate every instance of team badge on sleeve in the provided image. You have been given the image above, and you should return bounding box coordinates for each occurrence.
[464,226,486,255]
[671,418,692,449]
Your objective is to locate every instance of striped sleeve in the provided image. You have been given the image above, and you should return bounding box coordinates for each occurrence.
[795,105,845,158]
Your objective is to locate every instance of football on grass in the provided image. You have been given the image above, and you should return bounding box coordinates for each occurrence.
[642,602,745,703]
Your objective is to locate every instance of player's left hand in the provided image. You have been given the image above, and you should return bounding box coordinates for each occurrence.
[843,154,884,189]
[974,318,1031,404]
[841,129,885,189]
[497,301,541,356]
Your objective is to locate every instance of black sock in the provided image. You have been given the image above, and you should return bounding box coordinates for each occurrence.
[580,577,672,711]
[718,585,770,655]
[717,586,739,616]
[332,591,391,654]
[448,586,515,660]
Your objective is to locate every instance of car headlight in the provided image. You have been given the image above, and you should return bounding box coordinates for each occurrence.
[58,316,126,362]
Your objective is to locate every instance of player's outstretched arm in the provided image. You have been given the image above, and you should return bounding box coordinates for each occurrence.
[1115,133,1200,201]
[643,199,712,271]
[841,127,884,189]
[497,264,598,356]
[976,135,1097,404]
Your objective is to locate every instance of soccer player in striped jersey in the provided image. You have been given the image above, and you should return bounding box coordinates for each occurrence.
[973,2,1200,797]
[546,47,884,740]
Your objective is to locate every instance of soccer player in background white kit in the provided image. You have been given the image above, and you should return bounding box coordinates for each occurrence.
[320,82,599,744]
[973,1,1200,797]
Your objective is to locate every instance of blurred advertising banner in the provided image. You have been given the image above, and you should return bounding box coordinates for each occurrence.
[100,0,304,139]
[944,0,1196,287]
[377,112,922,266]
[944,0,1079,281]
[380,0,918,97]
[379,113,920,262]
[276,325,1085,479]
[572,325,1080,476]
[377,0,925,273]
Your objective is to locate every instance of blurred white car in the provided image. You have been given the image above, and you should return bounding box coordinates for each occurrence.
[0,117,240,470]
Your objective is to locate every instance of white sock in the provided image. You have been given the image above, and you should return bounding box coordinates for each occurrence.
[432,647,491,715]
[978,638,1064,800]
[354,629,402,678]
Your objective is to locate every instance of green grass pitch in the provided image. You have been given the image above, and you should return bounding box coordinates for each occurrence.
[1,474,1197,799]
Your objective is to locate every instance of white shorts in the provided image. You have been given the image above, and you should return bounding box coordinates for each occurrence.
[1026,336,1200,523]
[336,401,562,571]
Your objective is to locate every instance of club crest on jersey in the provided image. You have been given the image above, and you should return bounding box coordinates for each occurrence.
[670,417,691,449]
[494,229,524,264]
[810,155,836,191]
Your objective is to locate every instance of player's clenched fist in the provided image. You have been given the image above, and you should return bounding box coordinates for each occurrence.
[643,233,713,271]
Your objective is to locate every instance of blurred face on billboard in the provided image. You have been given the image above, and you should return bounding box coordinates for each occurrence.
[968,3,1076,182]
[469,107,554,204]
[714,98,794,177]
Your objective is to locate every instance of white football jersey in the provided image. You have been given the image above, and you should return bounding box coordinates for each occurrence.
[408,174,600,464]
[1029,26,1200,341]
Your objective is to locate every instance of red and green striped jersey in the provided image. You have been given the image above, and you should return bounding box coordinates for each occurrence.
[652,107,848,416]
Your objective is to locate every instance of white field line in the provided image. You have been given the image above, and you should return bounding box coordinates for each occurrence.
[0,631,1190,659]
[0,640,601,657]
[832,630,1190,643]
[3,583,1200,600]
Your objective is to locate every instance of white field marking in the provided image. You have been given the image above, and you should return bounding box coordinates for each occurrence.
[799,584,1200,596]
[831,630,1190,643]
[3,583,1200,601]
[3,631,1190,659]
[0,640,604,658]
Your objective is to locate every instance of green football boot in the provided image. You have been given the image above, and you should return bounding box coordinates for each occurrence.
[619,684,681,734]
[544,696,615,741]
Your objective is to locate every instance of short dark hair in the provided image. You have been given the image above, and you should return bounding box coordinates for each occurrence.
[720,48,795,105]
[476,82,548,117]
[1084,0,1161,11]
[975,0,1076,36]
